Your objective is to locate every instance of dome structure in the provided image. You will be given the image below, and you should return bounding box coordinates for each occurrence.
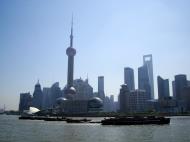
[88,97,103,108]
[56,97,68,105]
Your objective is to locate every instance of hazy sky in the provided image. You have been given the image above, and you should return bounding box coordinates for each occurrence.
[1,0,190,110]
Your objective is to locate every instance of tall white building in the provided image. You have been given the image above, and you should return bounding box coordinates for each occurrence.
[143,54,154,99]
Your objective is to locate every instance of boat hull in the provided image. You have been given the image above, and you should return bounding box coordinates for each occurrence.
[101,117,170,125]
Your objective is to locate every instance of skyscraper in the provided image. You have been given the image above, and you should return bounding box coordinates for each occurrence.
[19,92,32,112]
[42,87,51,109]
[98,76,105,101]
[73,78,93,100]
[50,82,62,105]
[157,76,170,100]
[119,84,130,112]
[138,65,151,100]
[143,54,154,99]
[174,74,187,100]
[172,81,176,98]
[64,18,77,99]
[32,81,43,109]
[124,67,135,90]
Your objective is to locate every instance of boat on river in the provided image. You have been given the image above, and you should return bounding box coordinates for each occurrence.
[101,116,170,125]
[66,118,91,123]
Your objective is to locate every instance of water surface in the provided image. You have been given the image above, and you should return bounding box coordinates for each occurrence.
[0,115,190,142]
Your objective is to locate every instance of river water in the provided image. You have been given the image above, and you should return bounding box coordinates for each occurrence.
[0,115,190,142]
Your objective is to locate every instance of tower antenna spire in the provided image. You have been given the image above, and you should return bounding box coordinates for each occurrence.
[70,14,73,47]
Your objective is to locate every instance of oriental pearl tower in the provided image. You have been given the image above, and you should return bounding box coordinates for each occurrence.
[64,17,77,100]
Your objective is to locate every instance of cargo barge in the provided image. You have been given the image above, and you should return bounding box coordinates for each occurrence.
[101,116,170,125]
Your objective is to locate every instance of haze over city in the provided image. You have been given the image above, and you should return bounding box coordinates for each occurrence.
[1,0,190,110]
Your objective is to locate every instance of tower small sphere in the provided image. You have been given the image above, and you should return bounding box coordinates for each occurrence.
[66,47,76,56]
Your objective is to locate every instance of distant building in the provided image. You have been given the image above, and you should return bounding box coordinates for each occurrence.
[73,78,93,100]
[124,67,135,90]
[129,89,149,112]
[182,86,190,111]
[42,82,62,109]
[98,76,105,101]
[56,97,103,114]
[156,97,177,113]
[157,76,170,100]
[32,81,43,110]
[50,82,62,106]
[138,65,151,100]
[42,87,51,109]
[119,84,130,112]
[104,96,111,112]
[174,74,187,101]
[172,81,176,98]
[104,95,115,112]
[110,95,115,111]
[143,54,154,99]
[19,92,32,112]
[119,84,148,113]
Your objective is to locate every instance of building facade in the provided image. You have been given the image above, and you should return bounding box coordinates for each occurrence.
[119,84,130,112]
[19,92,32,112]
[32,81,43,109]
[42,87,51,109]
[172,81,176,98]
[73,78,93,100]
[174,74,187,100]
[124,67,135,90]
[129,89,148,112]
[98,76,105,101]
[182,86,190,111]
[157,76,170,100]
[138,65,151,100]
[143,54,154,99]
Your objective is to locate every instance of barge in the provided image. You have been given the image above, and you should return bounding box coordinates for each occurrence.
[101,116,170,125]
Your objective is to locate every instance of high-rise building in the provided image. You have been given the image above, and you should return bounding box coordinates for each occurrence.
[143,54,154,99]
[138,65,151,99]
[19,92,32,112]
[182,86,190,111]
[124,67,135,90]
[119,84,130,112]
[42,82,62,109]
[157,76,170,100]
[104,95,115,112]
[174,74,187,100]
[64,18,77,99]
[42,87,51,109]
[172,81,176,98]
[50,82,62,106]
[98,76,105,100]
[73,78,93,100]
[32,81,43,109]
[110,95,115,111]
[129,89,148,112]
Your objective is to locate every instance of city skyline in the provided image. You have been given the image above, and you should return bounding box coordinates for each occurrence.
[1,0,190,110]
